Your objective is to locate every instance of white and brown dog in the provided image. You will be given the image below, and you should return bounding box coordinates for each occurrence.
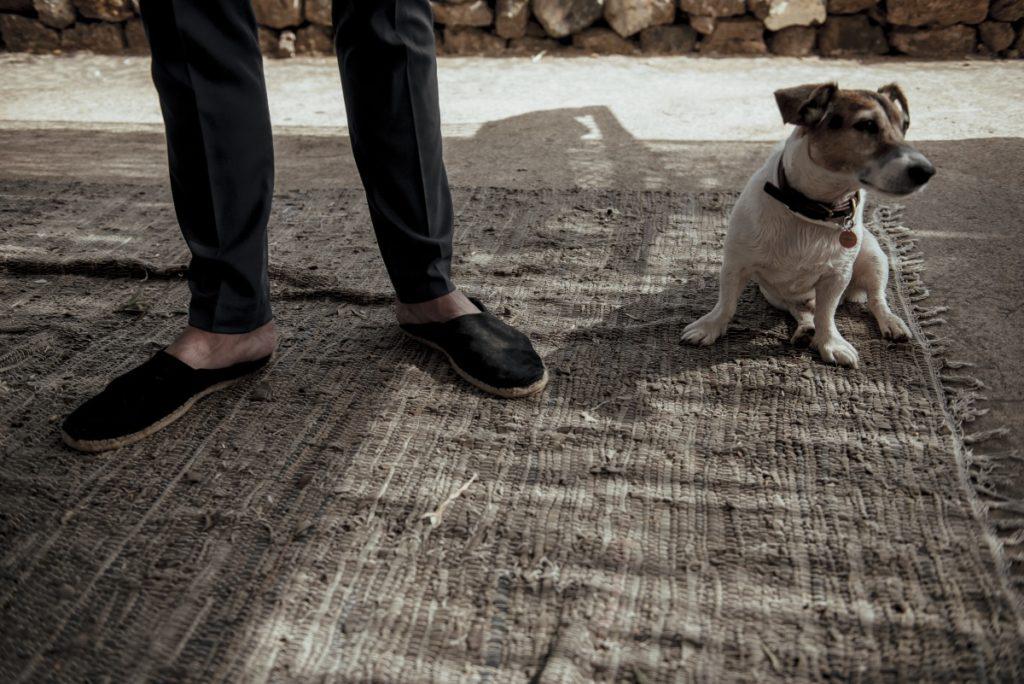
[682,82,935,368]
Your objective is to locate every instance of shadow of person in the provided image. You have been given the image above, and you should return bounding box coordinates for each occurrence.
[446,104,775,193]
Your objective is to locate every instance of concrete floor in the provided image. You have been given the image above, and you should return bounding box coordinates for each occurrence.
[1,53,1022,506]
[2,53,1023,140]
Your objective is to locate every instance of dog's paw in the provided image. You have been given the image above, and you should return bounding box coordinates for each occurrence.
[844,288,868,305]
[877,313,910,342]
[682,315,728,346]
[813,334,860,369]
[790,323,815,348]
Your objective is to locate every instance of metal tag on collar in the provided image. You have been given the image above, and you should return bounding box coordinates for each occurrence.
[838,194,859,247]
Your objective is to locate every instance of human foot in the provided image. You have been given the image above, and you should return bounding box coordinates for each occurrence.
[62,322,276,452]
[399,296,547,398]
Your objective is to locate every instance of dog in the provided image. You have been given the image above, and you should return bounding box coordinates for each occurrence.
[682,82,935,368]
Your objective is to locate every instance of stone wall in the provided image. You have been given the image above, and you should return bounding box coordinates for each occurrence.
[1,0,1022,58]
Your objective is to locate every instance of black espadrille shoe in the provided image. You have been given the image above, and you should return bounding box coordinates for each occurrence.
[399,298,548,398]
[62,351,271,453]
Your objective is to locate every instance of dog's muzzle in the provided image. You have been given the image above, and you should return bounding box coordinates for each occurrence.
[905,153,935,187]
[860,146,935,196]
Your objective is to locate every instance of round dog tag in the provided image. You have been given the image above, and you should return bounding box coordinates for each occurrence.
[839,230,857,248]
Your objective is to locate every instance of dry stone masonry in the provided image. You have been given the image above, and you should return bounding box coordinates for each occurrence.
[0,0,1021,58]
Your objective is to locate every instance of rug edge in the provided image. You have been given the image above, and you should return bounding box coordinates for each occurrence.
[875,204,1024,636]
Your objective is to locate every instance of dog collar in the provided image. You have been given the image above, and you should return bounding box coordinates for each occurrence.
[763,158,859,228]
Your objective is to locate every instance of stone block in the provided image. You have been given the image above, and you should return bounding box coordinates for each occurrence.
[252,0,302,29]
[296,24,332,54]
[700,17,768,54]
[887,0,988,27]
[431,0,493,27]
[443,26,507,54]
[573,26,638,53]
[890,25,977,56]
[33,0,75,29]
[0,14,59,51]
[605,0,675,38]
[759,0,826,31]
[495,0,530,38]
[678,0,744,18]
[990,0,1024,22]
[72,0,133,22]
[124,17,148,54]
[769,25,816,55]
[533,0,603,38]
[305,0,331,27]
[61,20,124,53]
[639,23,697,52]
[979,20,1015,52]
[818,14,888,55]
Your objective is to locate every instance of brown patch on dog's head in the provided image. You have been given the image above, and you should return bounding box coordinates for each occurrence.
[774,83,837,127]
[877,83,910,132]
[774,82,933,194]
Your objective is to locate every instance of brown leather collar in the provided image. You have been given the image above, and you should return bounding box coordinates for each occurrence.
[763,158,858,225]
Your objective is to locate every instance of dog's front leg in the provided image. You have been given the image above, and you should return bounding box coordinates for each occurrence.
[811,270,859,368]
[682,260,749,346]
[851,231,911,342]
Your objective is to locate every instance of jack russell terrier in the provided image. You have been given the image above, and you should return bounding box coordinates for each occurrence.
[682,82,935,368]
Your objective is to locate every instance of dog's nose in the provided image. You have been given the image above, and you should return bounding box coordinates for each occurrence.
[907,160,935,186]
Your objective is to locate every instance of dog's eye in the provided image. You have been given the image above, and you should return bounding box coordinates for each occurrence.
[854,120,879,134]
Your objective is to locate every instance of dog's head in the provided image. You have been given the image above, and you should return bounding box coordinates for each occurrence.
[774,82,934,196]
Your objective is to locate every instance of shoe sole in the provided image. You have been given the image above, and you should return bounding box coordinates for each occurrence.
[401,329,549,398]
[61,377,244,454]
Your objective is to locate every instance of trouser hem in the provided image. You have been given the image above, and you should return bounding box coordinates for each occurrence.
[188,301,273,334]
[394,278,455,305]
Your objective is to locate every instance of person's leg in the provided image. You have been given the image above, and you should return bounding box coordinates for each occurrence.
[331,1,547,397]
[140,0,276,366]
[332,0,476,324]
[62,0,277,452]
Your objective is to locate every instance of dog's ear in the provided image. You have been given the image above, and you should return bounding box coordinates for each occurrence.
[774,83,837,127]
[878,83,910,132]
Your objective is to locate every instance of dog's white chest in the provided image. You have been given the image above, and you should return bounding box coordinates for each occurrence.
[753,219,861,297]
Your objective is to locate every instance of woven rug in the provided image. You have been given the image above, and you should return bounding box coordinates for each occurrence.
[1,181,1021,682]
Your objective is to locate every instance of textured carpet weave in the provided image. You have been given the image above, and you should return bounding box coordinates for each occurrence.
[1,182,1021,682]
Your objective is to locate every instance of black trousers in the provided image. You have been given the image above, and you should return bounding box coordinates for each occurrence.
[139,0,454,333]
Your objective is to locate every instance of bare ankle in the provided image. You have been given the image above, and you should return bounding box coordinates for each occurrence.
[166,321,276,369]
[394,290,479,325]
